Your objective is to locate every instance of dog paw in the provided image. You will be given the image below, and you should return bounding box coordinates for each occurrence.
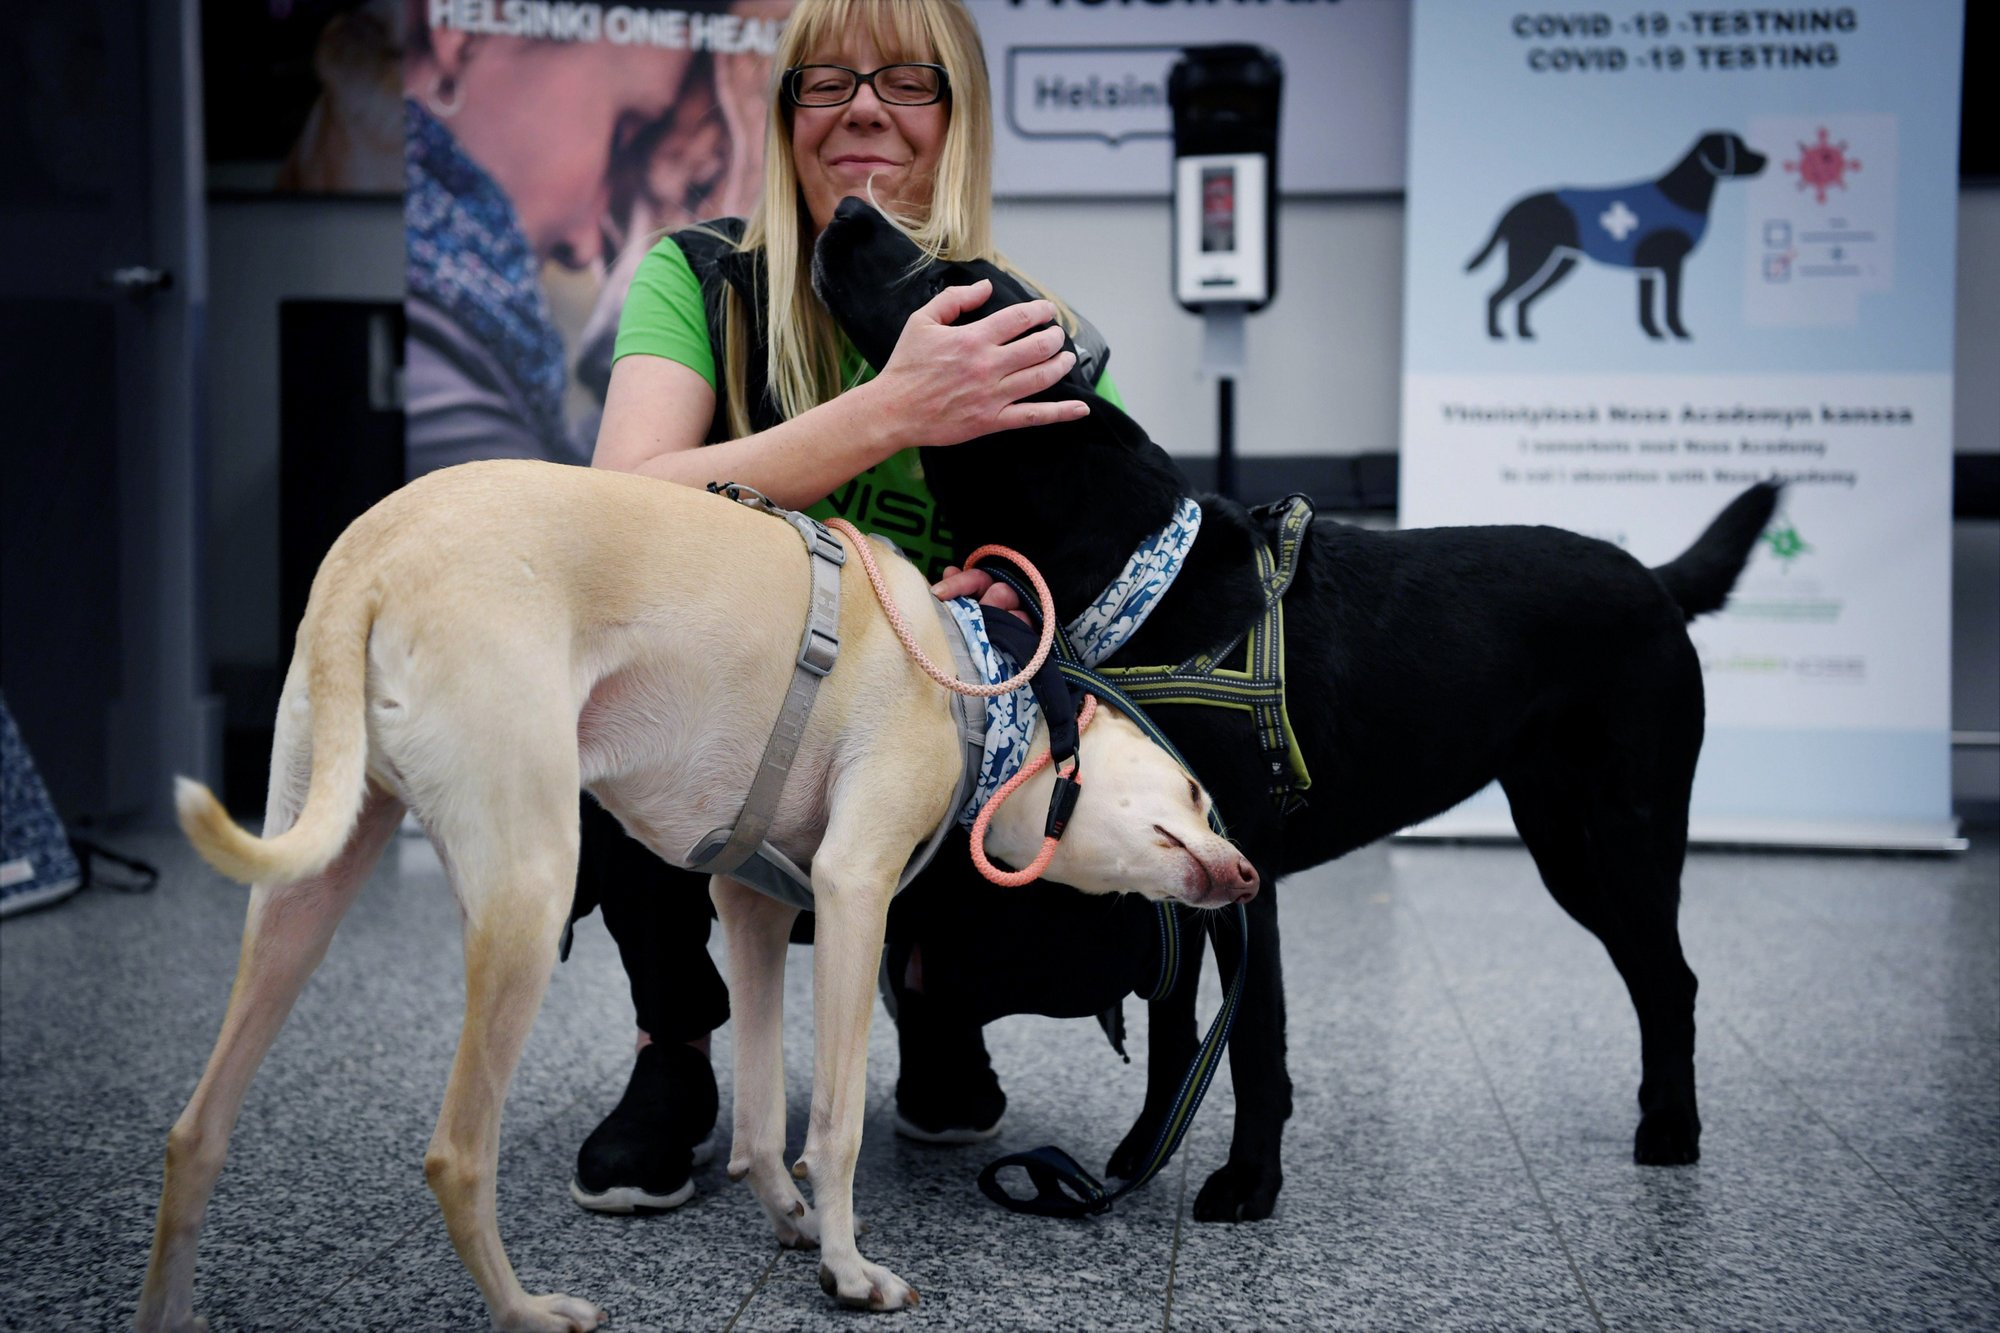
[1191,1159,1281,1223]
[747,1173,821,1248]
[774,1199,822,1250]
[1634,1112,1701,1166]
[134,1316,207,1333]
[818,1258,918,1311]
[1105,1113,1168,1181]
[497,1292,605,1332]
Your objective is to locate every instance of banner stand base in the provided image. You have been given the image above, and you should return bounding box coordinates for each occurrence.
[1395,812,1968,855]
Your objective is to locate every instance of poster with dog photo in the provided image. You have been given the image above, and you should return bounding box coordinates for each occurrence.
[1399,0,1964,844]
[402,0,795,478]
[205,0,404,195]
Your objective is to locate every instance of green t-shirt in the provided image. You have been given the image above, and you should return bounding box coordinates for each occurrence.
[612,235,1121,582]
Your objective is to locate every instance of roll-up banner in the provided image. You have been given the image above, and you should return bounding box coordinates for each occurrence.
[1400,0,1965,850]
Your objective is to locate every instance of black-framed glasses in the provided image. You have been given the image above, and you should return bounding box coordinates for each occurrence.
[783,63,949,108]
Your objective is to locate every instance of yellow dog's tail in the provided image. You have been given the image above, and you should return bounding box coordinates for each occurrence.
[176,571,380,886]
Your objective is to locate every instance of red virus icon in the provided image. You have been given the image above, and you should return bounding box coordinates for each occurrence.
[1785,127,1860,205]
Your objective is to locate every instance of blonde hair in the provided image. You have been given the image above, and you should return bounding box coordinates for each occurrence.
[718,0,1072,438]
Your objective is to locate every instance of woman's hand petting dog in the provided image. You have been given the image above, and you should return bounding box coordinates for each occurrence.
[863,280,1090,454]
[931,564,1027,623]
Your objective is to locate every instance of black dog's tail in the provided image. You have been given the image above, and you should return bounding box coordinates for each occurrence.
[1465,221,1503,272]
[1651,482,1782,621]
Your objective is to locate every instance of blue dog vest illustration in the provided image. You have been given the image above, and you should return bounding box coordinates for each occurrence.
[1555,182,1708,268]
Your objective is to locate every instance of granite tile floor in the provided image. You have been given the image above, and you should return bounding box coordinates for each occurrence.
[3,826,1995,1330]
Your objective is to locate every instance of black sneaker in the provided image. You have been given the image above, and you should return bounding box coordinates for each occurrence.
[891,989,1006,1145]
[570,1042,719,1213]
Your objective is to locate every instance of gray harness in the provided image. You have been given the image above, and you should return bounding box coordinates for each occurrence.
[687,487,985,912]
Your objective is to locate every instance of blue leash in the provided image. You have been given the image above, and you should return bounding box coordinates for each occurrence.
[971,563,1251,1219]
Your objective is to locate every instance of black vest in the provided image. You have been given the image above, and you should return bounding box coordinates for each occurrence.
[670,219,780,444]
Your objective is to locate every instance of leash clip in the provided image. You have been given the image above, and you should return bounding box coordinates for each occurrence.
[706,480,778,513]
[1043,771,1082,840]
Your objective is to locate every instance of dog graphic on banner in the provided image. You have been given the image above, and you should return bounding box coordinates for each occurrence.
[1468,130,1767,341]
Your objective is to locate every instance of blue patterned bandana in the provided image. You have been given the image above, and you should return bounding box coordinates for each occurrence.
[948,497,1204,827]
[404,99,572,459]
[1064,496,1204,668]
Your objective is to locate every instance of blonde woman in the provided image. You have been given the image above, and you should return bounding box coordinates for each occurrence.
[569,0,1127,1214]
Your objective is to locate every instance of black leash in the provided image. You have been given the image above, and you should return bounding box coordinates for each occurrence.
[975,902,1246,1217]
[968,561,1249,1219]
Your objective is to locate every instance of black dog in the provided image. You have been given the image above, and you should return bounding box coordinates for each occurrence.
[816,197,1777,1221]
[1468,130,1766,341]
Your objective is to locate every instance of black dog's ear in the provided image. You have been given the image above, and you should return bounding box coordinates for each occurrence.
[1697,130,1737,177]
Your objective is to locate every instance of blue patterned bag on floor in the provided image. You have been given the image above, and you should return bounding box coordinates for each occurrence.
[0,692,82,918]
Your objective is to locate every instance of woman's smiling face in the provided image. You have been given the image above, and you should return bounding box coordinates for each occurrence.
[788,28,948,235]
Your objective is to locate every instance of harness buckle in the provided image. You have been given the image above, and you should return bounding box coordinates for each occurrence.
[809,526,848,567]
[798,625,840,676]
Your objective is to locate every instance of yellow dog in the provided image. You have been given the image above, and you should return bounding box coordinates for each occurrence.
[136,460,1252,1329]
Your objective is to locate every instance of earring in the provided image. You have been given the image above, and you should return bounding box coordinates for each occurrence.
[426,72,463,119]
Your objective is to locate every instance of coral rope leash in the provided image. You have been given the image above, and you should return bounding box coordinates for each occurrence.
[823,518,1098,888]
[967,693,1097,887]
[824,520,1057,697]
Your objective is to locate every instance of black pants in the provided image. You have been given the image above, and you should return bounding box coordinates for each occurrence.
[572,796,730,1045]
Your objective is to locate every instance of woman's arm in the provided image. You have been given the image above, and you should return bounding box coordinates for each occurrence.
[592,354,895,506]
[592,279,1088,507]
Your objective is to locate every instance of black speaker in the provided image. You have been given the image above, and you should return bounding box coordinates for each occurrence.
[278,300,405,663]
[224,300,404,814]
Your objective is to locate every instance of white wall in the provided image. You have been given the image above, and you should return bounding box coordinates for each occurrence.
[200,188,1999,801]
[993,196,1406,460]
